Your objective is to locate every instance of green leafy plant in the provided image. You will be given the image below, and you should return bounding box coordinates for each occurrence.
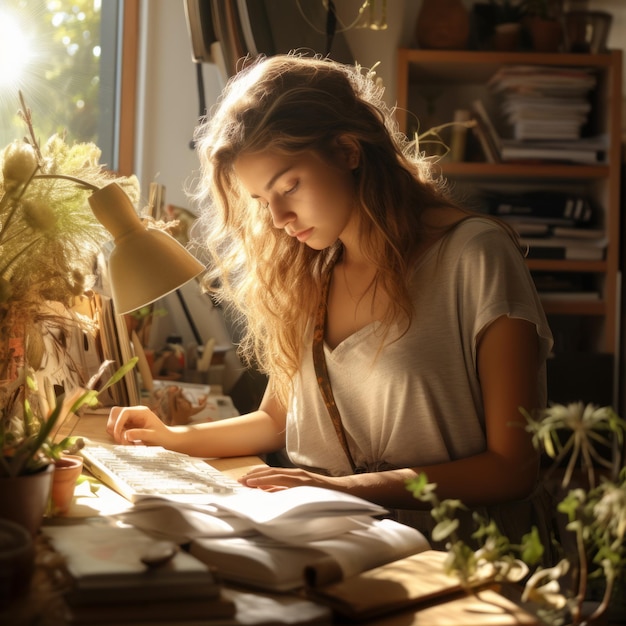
[0,357,137,478]
[407,402,626,626]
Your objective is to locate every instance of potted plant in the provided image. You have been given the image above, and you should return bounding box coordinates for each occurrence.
[0,358,137,533]
[524,0,564,52]
[0,93,146,533]
[487,0,528,50]
[407,401,626,626]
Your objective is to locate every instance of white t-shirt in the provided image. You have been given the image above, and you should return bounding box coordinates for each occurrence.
[286,218,553,476]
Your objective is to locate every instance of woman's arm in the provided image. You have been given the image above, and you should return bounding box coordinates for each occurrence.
[107,384,287,459]
[241,316,542,509]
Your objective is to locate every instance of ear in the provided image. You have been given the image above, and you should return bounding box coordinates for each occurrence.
[334,135,360,170]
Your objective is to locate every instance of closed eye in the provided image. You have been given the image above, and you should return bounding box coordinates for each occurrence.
[284,181,299,195]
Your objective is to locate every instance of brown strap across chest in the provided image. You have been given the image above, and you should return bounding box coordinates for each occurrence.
[311,248,360,474]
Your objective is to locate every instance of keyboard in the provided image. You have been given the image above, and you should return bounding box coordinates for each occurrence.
[80,442,247,504]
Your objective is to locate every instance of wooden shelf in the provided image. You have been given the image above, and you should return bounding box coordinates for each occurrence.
[433,161,610,180]
[396,48,622,364]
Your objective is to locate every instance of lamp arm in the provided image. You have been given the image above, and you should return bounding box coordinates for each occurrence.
[33,174,100,192]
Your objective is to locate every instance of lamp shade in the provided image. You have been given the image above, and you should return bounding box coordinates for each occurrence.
[88,182,205,314]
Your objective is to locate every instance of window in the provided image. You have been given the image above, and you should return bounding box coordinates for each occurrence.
[0,0,137,173]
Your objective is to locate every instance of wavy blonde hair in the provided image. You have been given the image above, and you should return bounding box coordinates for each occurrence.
[190,53,468,408]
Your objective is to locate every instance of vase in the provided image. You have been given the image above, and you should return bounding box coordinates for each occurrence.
[0,464,54,536]
[49,455,84,516]
[415,0,470,50]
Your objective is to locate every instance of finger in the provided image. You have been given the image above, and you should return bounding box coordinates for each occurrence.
[122,428,150,445]
[112,406,148,442]
[106,406,122,436]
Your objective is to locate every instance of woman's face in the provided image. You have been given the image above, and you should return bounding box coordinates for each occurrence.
[234,144,359,250]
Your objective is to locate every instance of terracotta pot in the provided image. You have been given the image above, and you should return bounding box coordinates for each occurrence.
[415,0,470,50]
[0,519,34,608]
[50,455,83,515]
[527,17,563,52]
[0,464,54,536]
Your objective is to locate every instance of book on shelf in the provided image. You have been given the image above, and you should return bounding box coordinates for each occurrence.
[499,139,606,164]
[521,235,607,261]
[483,190,596,226]
[471,99,502,162]
[508,223,604,239]
[189,517,430,592]
[488,65,597,97]
[471,98,604,163]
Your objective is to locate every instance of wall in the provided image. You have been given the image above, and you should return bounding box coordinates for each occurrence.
[133,0,424,361]
[135,0,626,368]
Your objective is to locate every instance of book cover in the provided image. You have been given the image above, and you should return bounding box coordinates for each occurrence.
[303,550,462,621]
[190,518,430,592]
[43,524,220,604]
[470,113,500,163]
[472,100,502,156]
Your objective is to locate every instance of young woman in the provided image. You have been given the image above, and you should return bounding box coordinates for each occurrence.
[108,54,554,547]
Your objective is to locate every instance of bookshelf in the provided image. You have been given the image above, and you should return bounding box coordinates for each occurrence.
[396,48,622,408]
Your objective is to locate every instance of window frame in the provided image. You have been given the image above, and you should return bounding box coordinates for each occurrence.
[117,0,140,176]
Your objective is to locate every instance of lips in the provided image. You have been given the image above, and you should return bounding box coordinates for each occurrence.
[290,227,313,242]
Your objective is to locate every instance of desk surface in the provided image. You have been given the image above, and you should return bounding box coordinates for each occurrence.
[45,411,541,626]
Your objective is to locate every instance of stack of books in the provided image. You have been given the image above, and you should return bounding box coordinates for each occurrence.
[43,524,236,625]
[470,65,607,165]
[482,190,606,262]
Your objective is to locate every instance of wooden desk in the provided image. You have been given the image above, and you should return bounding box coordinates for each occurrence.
[45,412,540,626]
[60,410,264,475]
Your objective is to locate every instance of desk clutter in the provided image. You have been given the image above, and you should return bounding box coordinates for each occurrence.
[2,443,541,624]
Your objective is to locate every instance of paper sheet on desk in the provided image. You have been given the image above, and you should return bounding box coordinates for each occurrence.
[110,499,256,542]
[110,493,382,543]
[210,485,387,524]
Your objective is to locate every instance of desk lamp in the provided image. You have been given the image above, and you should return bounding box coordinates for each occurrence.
[88,182,205,314]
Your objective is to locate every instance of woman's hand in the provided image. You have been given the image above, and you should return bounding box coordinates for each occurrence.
[239,465,340,492]
[106,405,173,447]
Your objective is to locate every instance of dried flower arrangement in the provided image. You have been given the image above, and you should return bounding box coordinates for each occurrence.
[0,93,140,477]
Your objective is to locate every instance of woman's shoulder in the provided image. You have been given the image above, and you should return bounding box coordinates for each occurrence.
[440,215,517,250]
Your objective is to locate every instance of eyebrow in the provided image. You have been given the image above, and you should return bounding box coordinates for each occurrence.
[250,165,294,199]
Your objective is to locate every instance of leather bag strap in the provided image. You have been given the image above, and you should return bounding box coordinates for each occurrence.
[311,248,359,474]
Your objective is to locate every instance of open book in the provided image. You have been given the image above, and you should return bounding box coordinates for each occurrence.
[189,517,430,592]
[110,485,390,544]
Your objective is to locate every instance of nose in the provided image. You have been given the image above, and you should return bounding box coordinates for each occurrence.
[268,199,295,230]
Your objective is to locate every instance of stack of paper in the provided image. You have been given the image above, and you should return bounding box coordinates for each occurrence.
[488,66,597,141]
